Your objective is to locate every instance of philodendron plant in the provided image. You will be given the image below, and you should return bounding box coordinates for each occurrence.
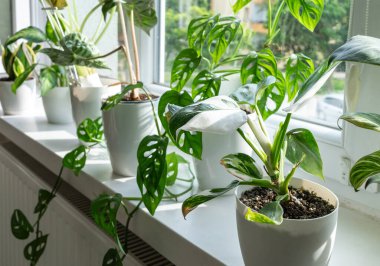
[158,0,326,161]
[168,35,380,224]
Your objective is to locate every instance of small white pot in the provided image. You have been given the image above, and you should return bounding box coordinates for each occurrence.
[70,78,120,126]
[0,78,36,115]
[102,98,158,177]
[193,124,252,191]
[235,178,339,266]
[42,87,73,124]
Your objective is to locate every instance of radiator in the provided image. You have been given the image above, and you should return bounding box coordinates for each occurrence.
[0,141,171,266]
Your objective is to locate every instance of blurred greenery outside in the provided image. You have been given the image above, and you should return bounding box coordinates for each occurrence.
[164,0,350,96]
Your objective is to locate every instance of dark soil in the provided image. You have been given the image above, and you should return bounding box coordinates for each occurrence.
[121,93,159,102]
[240,187,335,219]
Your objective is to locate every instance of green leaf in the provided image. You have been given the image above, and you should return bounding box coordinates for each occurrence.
[40,48,75,65]
[170,48,202,92]
[350,150,380,191]
[285,0,324,32]
[182,180,240,218]
[271,114,291,170]
[285,54,314,102]
[5,26,46,46]
[91,194,122,238]
[102,248,122,266]
[166,152,179,186]
[167,96,247,140]
[136,135,169,215]
[287,35,380,112]
[220,153,262,180]
[245,198,284,225]
[286,128,324,179]
[45,16,68,45]
[11,209,33,240]
[207,16,243,65]
[34,189,53,214]
[11,64,37,94]
[365,174,380,189]
[158,90,203,159]
[188,15,220,54]
[102,82,143,111]
[24,234,49,264]
[101,0,118,21]
[125,0,158,35]
[40,65,67,96]
[49,0,68,8]
[77,117,104,143]
[339,112,380,133]
[192,70,221,100]
[63,145,87,175]
[232,0,252,14]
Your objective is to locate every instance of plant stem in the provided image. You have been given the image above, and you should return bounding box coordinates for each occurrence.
[237,128,267,163]
[266,0,286,46]
[80,2,102,32]
[141,86,162,136]
[123,201,142,253]
[129,9,140,81]
[95,8,115,45]
[117,2,139,99]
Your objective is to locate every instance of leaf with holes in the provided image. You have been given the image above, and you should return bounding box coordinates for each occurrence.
[286,128,323,179]
[188,15,220,54]
[136,135,169,215]
[285,0,324,32]
[158,90,202,159]
[166,152,179,186]
[221,153,262,181]
[11,209,33,240]
[207,16,242,65]
[5,26,46,46]
[23,234,49,264]
[91,194,122,238]
[192,70,221,100]
[350,150,380,191]
[77,117,104,143]
[102,248,122,266]
[170,48,202,92]
[339,112,380,133]
[34,189,53,215]
[285,54,314,102]
[182,180,240,218]
[63,145,87,175]
[102,82,143,111]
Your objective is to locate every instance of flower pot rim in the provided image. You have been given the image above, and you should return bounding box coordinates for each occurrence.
[235,177,339,222]
[102,95,160,106]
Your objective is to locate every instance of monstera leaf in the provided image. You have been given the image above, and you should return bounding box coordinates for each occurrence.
[285,0,324,32]
[188,15,220,54]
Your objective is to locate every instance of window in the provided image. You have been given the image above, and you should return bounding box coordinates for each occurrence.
[0,0,12,73]
[156,0,350,128]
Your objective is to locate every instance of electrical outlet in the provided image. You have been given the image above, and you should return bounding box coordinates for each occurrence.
[339,157,351,186]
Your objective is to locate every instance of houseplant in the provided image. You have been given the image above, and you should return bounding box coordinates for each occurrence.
[0,28,43,115]
[38,0,120,126]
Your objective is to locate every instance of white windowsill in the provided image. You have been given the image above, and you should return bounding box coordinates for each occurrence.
[0,100,379,265]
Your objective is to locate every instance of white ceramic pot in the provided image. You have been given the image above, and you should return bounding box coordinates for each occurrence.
[0,78,36,115]
[70,77,120,126]
[235,178,339,266]
[102,98,158,177]
[193,124,252,191]
[42,87,73,124]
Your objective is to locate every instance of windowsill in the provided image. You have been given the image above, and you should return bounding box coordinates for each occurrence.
[0,100,379,265]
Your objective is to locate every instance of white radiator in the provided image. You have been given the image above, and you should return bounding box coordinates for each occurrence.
[0,143,142,266]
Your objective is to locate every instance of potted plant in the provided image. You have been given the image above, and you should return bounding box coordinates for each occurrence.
[40,65,73,124]
[38,0,120,126]
[0,31,41,115]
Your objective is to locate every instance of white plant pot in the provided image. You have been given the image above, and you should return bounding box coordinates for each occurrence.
[235,178,339,266]
[42,86,73,124]
[193,124,252,191]
[102,98,158,177]
[70,78,120,126]
[0,78,36,115]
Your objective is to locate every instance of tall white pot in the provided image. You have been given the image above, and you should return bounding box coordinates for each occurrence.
[70,78,120,126]
[0,78,36,115]
[102,98,158,177]
[193,124,252,191]
[236,178,339,266]
[42,87,73,124]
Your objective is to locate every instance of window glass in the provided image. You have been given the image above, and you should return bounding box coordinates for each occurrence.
[0,0,12,73]
[160,0,351,128]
